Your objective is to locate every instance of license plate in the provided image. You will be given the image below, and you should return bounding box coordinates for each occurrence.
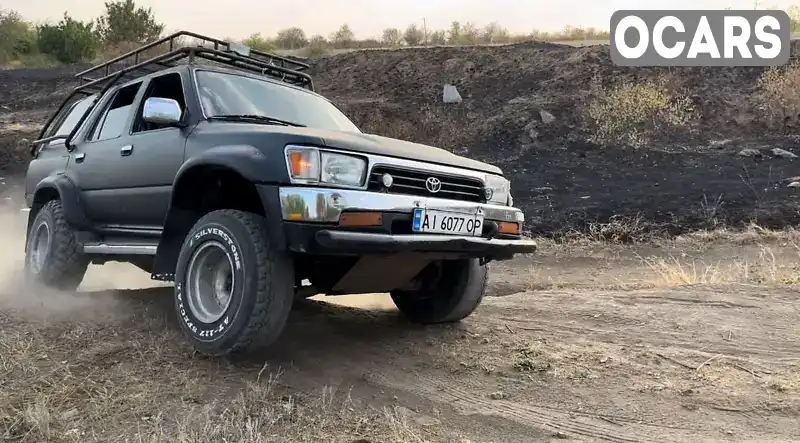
[412,208,484,236]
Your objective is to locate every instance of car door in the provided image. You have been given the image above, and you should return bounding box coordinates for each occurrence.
[67,80,146,226]
[69,72,189,229]
[106,71,190,228]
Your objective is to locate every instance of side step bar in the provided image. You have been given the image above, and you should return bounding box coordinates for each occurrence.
[82,243,157,255]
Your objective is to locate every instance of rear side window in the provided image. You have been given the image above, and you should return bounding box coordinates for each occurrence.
[43,95,96,145]
[89,82,143,141]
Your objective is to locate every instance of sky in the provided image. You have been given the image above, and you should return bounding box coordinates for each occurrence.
[4,0,799,40]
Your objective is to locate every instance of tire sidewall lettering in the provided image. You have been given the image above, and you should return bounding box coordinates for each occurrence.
[189,226,242,271]
[177,222,244,343]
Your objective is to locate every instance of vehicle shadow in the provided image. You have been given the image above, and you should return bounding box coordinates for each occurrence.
[105,286,461,372]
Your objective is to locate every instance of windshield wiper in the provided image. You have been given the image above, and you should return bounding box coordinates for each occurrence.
[208,114,305,127]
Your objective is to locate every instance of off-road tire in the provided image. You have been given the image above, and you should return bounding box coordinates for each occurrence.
[174,209,294,356]
[390,258,488,324]
[23,199,89,292]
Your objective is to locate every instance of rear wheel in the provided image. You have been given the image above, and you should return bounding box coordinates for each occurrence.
[174,209,294,356]
[390,258,488,324]
[24,200,89,291]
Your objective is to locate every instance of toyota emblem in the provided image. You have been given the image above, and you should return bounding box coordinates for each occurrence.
[425,177,442,193]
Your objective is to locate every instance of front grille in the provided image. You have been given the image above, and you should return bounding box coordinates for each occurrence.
[367,165,485,203]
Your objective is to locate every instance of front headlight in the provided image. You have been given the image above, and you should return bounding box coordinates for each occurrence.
[485,174,512,206]
[286,146,366,187]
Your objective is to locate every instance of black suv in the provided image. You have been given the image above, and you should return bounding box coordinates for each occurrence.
[21,32,537,356]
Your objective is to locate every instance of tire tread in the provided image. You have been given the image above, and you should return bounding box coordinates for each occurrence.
[27,199,89,291]
[221,209,292,355]
[442,261,488,322]
[390,259,488,324]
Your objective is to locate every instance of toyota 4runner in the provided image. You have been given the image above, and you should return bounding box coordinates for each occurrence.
[22,31,537,356]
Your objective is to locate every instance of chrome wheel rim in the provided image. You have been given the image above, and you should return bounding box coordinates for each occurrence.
[186,241,235,324]
[29,221,50,274]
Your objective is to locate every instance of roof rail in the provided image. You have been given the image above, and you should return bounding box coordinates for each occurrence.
[74,30,314,95]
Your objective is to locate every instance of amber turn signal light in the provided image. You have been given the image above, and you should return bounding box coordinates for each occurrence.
[338,212,383,227]
[288,151,313,176]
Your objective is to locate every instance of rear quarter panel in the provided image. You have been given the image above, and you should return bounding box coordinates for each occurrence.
[24,144,70,206]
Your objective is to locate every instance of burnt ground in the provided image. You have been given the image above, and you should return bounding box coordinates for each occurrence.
[0,66,83,178]
[2,45,800,235]
[309,42,800,235]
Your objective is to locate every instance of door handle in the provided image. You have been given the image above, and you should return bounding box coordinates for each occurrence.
[74,153,85,163]
[120,145,133,156]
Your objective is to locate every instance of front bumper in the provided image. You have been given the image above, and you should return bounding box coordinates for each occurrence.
[315,230,537,255]
[275,186,536,259]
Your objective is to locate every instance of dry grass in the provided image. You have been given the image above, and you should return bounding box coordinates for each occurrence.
[523,220,800,292]
[136,381,432,443]
[0,313,440,443]
[540,215,655,249]
[540,218,800,250]
[586,76,697,149]
[583,214,650,244]
[640,243,800,287]
[756,60,800,132]
[512,341,608,381]
[669,223,800,246]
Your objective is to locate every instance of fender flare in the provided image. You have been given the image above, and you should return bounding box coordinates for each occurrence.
[152,145,285,278]
[30,174,91,230]
[172,144,280,188]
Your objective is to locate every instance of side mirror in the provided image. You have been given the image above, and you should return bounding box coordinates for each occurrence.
[142,97,182,125]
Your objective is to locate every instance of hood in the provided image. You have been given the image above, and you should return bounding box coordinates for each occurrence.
[314,129,502,175]
[193,122,502,175]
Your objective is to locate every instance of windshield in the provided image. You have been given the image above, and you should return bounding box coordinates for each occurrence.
[195,70,361,132]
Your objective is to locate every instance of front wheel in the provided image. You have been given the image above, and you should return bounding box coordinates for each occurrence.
[390,258,488,324]
[174,209,294,356]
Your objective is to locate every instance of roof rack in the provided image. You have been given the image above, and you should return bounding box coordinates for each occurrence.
[74,30,314,95]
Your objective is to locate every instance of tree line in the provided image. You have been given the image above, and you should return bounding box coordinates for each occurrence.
[5,0,800,66]
[1,1,615,65]
[0,0,162,64]
[40,0,798,65]
[242,22,611,55]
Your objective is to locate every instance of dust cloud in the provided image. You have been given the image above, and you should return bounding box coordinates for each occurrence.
[0,199,157,321]
[0,195,395,319]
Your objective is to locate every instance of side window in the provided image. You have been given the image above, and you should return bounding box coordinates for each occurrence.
[89,82,142,142]
[132,73,186,133]
[42,95,96,146]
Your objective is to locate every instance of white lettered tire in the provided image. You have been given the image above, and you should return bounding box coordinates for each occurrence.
[174,209,294,356]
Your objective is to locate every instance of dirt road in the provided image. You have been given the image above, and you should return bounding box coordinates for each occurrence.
[1,271,798,442]
[1,196,798,442]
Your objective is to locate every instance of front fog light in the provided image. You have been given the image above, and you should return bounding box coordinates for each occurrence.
[321,152,366,187]
[484,174,510,205]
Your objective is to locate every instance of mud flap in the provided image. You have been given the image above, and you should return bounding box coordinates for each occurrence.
[151,208,198,280]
